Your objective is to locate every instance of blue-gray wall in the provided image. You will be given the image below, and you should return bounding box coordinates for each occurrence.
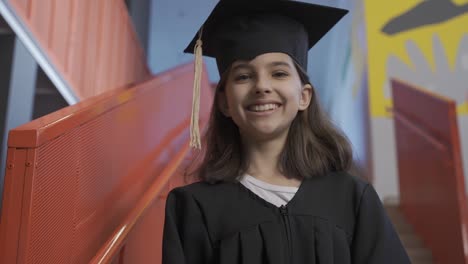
[148,0,219,80]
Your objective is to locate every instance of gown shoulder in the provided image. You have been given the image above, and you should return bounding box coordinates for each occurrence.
[163,171,411,263]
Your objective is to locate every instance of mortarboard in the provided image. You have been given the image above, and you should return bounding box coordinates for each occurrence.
[185,0,348,149]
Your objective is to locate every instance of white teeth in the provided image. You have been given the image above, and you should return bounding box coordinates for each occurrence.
[249,103,279,112]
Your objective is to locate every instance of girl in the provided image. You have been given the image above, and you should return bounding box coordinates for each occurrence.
[162,0,410,263]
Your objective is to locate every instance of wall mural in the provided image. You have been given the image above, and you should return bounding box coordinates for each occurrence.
[365,0,468,117]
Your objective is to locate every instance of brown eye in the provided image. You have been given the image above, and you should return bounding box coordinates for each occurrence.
[235,74,251,82]
[273,71,289,78]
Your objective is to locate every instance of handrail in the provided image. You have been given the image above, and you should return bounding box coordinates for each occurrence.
[392,111,448,154]
[7,62,192,148]
[90,138,191,264]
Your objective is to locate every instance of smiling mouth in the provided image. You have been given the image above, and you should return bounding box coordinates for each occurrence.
[247,103,281,112]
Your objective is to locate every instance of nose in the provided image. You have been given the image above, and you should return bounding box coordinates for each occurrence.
[254,74,272,94]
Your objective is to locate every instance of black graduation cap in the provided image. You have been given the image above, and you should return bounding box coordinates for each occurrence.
[185,0,348,149]
[184,0,349,75]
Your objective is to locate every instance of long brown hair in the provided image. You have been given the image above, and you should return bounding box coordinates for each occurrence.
[188,63,352,183]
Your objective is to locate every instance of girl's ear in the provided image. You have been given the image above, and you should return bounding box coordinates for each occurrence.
[217,91,231,117]
[298,84,313,111]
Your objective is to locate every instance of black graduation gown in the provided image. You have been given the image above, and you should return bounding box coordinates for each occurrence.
[162,171,411,264]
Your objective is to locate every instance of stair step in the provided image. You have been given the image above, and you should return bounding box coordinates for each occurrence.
[389,217,414,234]
[384,205,416,235]
[398,233,424,248]
[407,248,433,263]
[384,197,433,264]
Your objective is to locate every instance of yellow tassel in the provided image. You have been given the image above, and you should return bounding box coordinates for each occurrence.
[190,29,203,149]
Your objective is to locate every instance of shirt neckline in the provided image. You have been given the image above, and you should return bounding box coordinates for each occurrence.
[237,175,307,210]
[241,174,300,193]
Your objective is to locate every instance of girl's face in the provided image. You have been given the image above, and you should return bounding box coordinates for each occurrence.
[219,52,312,142]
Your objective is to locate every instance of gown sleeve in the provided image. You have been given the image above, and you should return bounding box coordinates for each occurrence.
[162,187,214,264]
[351,184,411,264]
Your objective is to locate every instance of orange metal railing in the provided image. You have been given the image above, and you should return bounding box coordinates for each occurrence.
[5,0,150,99]
[0,62,213,263]
[391,79,468,264]
[90,138,191,264]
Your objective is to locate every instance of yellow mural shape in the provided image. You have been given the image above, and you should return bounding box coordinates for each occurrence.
[365,0,468,117]
[454,0,468,5]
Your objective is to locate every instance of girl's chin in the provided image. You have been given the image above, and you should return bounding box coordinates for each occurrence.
[241,125,289,141]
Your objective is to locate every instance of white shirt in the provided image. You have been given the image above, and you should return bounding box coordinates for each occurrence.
[239,174,299,208]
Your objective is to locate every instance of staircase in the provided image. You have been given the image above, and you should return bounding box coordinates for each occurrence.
[384,197,434,264]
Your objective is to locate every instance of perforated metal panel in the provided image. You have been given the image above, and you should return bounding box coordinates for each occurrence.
[0,62,213,263]
[25,129,80,264]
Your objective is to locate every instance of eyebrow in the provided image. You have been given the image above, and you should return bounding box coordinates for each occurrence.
[231,61,292,72]
[231,63,252,72]
[267,61,292,68]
